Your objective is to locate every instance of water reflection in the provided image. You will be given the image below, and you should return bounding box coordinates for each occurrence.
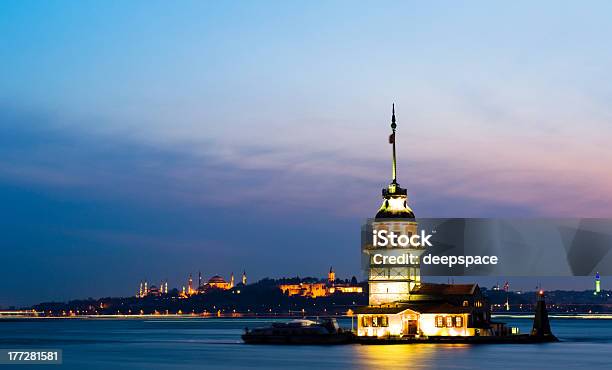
[352,343,471,370]
[0,318,609,369]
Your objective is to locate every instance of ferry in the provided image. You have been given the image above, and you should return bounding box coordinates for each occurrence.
[242,318,355,344]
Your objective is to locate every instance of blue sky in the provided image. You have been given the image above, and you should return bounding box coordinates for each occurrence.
[1,1,611,306]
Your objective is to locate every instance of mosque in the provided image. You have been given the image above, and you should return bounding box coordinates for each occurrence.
[137,280,169,298]
[356,106,496,338]
[137,271,247,298]
[184,271,247,296]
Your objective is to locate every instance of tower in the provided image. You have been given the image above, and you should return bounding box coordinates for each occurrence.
[188,274,193,295]
[504,281,510,311]
[328,266,336,285]
[198,271,202,289]
[367,105,423,305]
[230,272,235,288]
[595,272,601,295]
[144,280,148,296]
[139,281,143,298]
[531,290,555,339]
[242,271,247,285]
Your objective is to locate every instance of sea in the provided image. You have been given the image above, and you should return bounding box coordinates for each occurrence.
[0,316,610,369]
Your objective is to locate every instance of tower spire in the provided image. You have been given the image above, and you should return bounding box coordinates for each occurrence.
[376,104,414,219]
[391,103,397,184]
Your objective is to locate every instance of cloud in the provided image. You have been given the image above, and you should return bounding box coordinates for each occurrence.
[2,105,612,221]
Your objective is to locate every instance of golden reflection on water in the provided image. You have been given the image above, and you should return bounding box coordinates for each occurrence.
[351,343,471,370]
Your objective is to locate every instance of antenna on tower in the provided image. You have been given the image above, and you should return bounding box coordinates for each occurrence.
[390,103,397,184]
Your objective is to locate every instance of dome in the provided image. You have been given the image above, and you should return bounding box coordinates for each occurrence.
[208,275,226,284]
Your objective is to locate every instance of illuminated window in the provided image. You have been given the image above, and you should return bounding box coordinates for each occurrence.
[455,316,463,328]
[446,316,454,328]
[362,316,372,327]
[370,316,388,327]
[435,315,444,327]
[462,300,469,307]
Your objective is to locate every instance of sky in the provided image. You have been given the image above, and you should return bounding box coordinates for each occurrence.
[1,1,612,306]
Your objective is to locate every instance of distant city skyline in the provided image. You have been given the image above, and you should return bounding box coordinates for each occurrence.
[2,1,612,306]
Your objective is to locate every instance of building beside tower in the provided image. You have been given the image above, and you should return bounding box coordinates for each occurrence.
[356,106,494,338]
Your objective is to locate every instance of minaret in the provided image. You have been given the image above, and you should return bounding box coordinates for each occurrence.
[230,272,235,288]
[367,105,423,306]
[144,280,148,296]
[242,271,247,285]
[188,274,193,295]
[504,281,510,310]
[139,281,143,298]
[198,271,202,290]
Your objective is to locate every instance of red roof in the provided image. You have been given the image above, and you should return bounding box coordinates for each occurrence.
[411,283,478,296]
[355,302,473,315]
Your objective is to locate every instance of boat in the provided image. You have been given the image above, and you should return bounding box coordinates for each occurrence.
[242,318,355,344]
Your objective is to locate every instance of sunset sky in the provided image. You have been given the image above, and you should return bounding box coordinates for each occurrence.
[1,1,611,306]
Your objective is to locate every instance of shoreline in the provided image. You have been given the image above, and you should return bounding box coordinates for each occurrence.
[2,313,612,320]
